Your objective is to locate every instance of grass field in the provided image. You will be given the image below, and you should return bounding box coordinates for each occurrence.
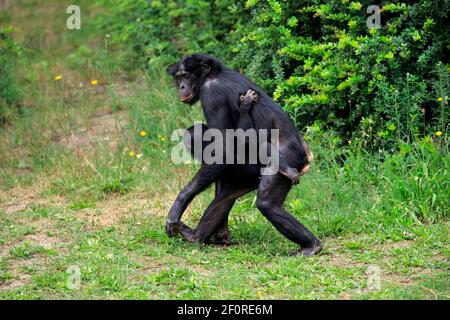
[0,0,448,299]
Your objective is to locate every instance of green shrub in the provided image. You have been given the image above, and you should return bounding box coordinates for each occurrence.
[100,0,244,66]
[232,1,449,140]
[102,0,449,145]
[0,27,21,124]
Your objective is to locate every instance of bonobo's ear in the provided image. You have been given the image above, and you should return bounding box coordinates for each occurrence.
[166,63,179,77]
[200,61,211,75]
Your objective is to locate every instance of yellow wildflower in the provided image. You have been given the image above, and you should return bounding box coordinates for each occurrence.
[140,130,147,137]
[435,131,443,137]
[437,97,443,102]
[54,75,62,81]
[160,136,166,141]
[129,151,135,157]
[90,79,98,85]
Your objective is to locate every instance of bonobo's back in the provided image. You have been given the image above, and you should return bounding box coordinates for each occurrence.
[219,67,301,139]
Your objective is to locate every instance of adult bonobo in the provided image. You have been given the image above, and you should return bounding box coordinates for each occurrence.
[165,53,322,256]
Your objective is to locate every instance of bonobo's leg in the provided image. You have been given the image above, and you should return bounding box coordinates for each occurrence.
[165,124,225,237]
[256,173,322,256]
[168,124,233,243]
[209,179,232,245]
[178,181,256,244]
[238,90,300,185]
[187,127,232,244]
[267,147,301,185]
[298,138,313,176]
[166,164,224,236]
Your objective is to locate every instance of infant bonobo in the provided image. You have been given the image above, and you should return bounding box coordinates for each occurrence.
[237,89,311,184]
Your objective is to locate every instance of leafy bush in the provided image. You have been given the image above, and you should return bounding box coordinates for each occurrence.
[231,0,449,141]
[0,27,21,124]
[102,0,449,145]
[100,0,244,66]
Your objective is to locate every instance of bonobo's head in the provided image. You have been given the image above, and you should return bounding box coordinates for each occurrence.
[167,54,223,105]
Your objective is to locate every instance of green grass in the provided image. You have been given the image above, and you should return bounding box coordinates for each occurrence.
[0,0,448,300]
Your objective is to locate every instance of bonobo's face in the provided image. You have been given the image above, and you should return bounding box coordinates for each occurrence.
[167,55,212,105]
[174,66,197,104]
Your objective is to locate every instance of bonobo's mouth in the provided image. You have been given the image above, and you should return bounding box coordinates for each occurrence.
[180,92,194,102]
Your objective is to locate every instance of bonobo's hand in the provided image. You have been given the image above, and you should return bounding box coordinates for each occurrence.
[165,219,180,237]
[280,167,300,185]
[239,89,258,112]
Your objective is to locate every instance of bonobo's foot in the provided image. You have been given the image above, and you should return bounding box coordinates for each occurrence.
[209,229,233,246]
[291,240,323,257]
[178,222,198,243]
[279,167,300,185]
[165,219,180,237]
[239,89,258,112]
[178,223,233,246]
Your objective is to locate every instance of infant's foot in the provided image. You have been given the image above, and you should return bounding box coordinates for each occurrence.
[280,167,300,185]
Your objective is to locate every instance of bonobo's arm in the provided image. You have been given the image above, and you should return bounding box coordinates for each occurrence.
[165,105,231,236]
[237,89,256,131]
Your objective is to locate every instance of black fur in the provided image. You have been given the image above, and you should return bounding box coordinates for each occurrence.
[165,54,322,256]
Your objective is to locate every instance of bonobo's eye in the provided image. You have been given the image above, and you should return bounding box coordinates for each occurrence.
[175,73,191,83]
